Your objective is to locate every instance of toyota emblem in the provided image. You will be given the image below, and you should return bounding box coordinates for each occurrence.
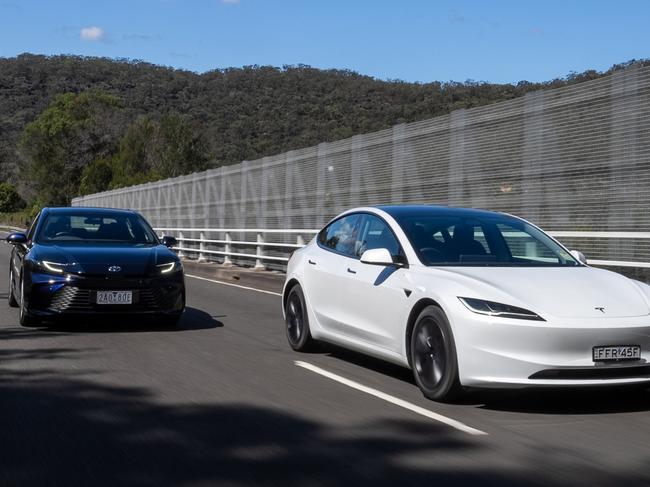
[108,265,122,273]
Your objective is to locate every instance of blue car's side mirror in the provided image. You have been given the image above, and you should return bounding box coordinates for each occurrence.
[6,232,27,245]
[161,236,178,248]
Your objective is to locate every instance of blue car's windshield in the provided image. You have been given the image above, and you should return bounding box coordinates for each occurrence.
[395,213,579,267]
[36,212,159,245]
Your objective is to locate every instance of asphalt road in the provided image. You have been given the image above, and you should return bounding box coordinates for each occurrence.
[2,241,650,486]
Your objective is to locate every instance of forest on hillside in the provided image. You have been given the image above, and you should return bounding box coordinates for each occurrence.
[1,53,647,209]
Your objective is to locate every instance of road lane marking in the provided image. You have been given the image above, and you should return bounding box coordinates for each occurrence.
[294,360,487,436]
[186,274,282,296]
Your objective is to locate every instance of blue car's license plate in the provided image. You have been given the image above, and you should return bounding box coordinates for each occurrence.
[96,290,133,305]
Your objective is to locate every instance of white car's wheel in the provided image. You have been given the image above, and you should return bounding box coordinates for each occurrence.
[285,284,315,351]
[410,305,462,402]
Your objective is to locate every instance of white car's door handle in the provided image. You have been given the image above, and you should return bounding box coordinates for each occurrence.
[308,259,316,265]
[347,268,357,274]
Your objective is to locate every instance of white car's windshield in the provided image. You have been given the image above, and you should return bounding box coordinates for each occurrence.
[395,214,579,267]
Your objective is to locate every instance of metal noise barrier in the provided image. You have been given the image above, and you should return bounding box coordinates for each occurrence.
[73,65,650,279]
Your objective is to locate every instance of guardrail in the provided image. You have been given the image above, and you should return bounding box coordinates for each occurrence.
[154,228,650,270]
[154,228,319,268]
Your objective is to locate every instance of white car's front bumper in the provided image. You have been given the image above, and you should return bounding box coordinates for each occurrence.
[453,312,650,388]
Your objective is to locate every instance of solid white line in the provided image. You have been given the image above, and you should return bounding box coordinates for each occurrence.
[185,274,282,296]
[294,360,487,436]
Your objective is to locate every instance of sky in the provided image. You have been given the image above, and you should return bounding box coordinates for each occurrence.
[0,0,648,84]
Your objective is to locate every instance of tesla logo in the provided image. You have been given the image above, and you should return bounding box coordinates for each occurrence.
[595,307,605,313]
[108,266,122,273]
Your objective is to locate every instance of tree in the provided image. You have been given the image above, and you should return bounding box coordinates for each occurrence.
[53,112,210,196]
[153,114,209,178]
[79,158,114,196]
[108,114,208,190]
[17,91,123,205]
[109,116,159,189]
[0,182,24,212]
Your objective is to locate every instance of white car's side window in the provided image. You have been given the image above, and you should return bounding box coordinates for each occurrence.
[318,214,362,257]
[355,215,401,258]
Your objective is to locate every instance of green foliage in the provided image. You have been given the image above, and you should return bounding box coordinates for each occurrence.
[154,114,209,178]
[109,117,159,188]
[0,183,24,212]
[80,114,209,194]
[18,91,124,205]
[79,158,114,196]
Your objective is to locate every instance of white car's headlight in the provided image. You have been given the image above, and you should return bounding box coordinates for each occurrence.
[458,297,544,321]
[157,261,182,274]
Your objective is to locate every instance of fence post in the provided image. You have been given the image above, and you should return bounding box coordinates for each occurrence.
[224,232,232,266]
[198,232,206,262]
[255,233,265,270]
[178,231,184,258]
[296,235,305,247]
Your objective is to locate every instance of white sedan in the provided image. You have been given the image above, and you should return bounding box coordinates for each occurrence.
[282,205,650,401]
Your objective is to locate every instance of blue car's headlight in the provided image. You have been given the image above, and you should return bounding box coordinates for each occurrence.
[157,261,182,274]
[458,297,544,321]
[35,260,68,275]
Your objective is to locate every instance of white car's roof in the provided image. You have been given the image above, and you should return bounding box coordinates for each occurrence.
[374,204,507,220]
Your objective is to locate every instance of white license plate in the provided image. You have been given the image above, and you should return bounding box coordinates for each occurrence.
[96,291,133,305]
[593,345,641,362]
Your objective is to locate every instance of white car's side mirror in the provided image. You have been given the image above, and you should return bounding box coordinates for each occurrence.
[360,248,398,266]
[570,249,588,265]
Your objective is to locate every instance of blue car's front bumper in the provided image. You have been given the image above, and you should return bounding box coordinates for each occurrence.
[26,270,185,317]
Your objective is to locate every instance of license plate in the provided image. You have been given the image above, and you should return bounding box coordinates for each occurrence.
[96,291,133,305]
[593,345,641,362]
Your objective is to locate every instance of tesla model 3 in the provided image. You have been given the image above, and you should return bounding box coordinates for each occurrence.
[283,205,650,400]
[6,207,185,327]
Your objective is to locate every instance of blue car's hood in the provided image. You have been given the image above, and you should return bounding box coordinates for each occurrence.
[32,243,177,275]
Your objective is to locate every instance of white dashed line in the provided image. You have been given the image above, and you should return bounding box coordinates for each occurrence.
[294,360,487,436]
[186,274,282,296]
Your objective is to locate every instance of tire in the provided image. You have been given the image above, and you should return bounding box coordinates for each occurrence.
[285,284,315,352]
[19,275,38,327]
[409,305,462,402]
[8,267,18,308]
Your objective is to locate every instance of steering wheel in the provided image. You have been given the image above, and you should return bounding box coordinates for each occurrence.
[54,231,75,238]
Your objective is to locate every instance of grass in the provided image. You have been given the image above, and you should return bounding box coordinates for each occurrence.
[0,210,30,229]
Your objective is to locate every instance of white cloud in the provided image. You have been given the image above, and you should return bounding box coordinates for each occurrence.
[80,26,105,41]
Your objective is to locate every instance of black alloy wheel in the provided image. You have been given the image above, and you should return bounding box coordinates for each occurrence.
[410,305,462,401]
[285,284,315,351]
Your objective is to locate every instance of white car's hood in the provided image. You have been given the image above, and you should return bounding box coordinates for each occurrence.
[425,266,650,319]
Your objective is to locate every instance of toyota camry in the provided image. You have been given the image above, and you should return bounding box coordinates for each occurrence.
[283,205,650,400]
[6,207,185,327]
